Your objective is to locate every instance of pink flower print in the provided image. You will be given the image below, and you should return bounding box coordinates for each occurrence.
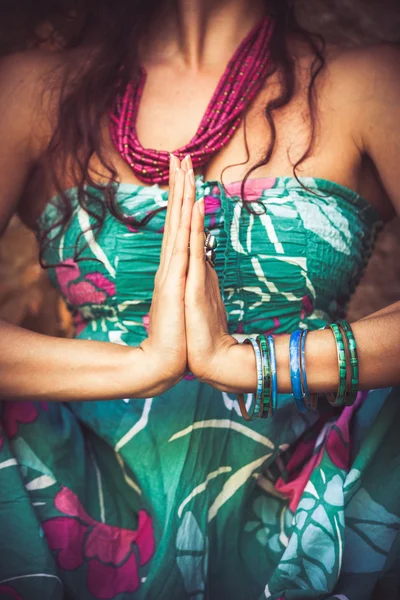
[234,322,244,334]
[184,370,196,381]
[275,437,324,513]
[85,273,116,297]
[0,586,24,600]
[225,177,277,200]
[276,395,364,512]
[277,447,325,513]
[325,391,365,470]
[55,259,116,307]
[2,401,48,439]
[204,195,221,228]
[142,312,150,333]
[43,487,155,599]
[263,317,281,335]
[300,295,314,320]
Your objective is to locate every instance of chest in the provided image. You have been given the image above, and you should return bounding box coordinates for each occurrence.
[19,55,389,229]
[135,63,355,183]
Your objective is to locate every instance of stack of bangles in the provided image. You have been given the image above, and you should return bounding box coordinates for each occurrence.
[237,320,359,421]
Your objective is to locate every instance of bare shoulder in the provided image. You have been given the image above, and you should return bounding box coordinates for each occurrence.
[323,43,400,104]
[324,44,400,215]
[0,48,85,159]
[0,49,67,110]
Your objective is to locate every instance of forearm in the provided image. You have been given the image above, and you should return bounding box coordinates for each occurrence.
[207,301,400,394]
[0,319,172,402]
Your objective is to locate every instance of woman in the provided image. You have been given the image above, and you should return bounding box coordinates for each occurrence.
[0,0,399,598]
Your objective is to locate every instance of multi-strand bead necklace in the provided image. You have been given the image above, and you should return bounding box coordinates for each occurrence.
[110,16,275,184]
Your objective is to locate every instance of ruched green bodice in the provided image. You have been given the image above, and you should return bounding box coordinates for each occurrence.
[39,176,382,343]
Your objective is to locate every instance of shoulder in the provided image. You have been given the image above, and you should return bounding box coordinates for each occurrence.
[0,48,84,160]
[325,44,400,214]
[0,49,66,107]
[290,37,399,97]
[329,43,400,138]
[323,43,400,106]
[0,50,64,159]
[313,43,400,150]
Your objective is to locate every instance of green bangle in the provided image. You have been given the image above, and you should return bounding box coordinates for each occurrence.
[256,335,271,418]
[337,320,359,406]
[324,322,347,407]
[239,337,263,421]
[249,337,264,418]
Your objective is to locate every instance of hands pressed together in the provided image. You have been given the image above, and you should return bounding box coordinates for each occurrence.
[140,154,239,389]
[138,153,400,399]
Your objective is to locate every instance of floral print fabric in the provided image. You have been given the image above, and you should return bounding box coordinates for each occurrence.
[0,176,399,600]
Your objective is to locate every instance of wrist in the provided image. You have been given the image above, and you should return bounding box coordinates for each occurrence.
[127,342,183,396]
[194,329,339,396]
[200,339,257,393]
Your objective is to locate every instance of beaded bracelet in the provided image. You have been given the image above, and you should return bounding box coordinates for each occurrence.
[324,323,347,407]
[290,329,307,413]
[336,320,359,406]
[238,337,263,421]
[267,334,278,416]
[256,334,271,418]
[299,330,318,411]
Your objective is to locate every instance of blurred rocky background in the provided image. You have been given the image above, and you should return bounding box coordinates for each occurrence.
[0,0,399,336]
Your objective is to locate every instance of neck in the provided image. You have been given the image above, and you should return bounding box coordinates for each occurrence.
[143,0,268,70]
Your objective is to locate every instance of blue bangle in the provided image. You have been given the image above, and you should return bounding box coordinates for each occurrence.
[267,334,278,416]
[299,330,318,411]
[290,329,307,413]
[300,330,312,410]
[243,337,263,420]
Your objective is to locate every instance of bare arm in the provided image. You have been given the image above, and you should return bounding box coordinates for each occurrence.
[185,46,400,395]
[0,320,161,401]
[212,303,400,395]
[0,52,192,402]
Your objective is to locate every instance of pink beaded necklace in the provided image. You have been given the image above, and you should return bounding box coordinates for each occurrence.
[110,16,275,185]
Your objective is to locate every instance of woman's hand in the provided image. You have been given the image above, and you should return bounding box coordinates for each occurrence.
[184,160,238,384]
[140,155,196,387]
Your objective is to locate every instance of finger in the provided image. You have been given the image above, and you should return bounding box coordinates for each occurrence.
[159,154,180,270]
[168,190,195,284]
[164,167,186,266]
[167,163,195,258]
[183,161,196,209]
[187,198,206,290]
[181,154,191,173]
[167,165,196,273]
[183,155,195,204]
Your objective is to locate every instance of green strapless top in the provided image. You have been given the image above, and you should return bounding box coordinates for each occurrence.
[38,176,383,343]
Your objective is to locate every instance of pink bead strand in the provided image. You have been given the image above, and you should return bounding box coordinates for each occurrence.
[110,16,275,184]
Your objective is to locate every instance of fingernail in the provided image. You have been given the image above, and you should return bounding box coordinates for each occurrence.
[188,169,195,185]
